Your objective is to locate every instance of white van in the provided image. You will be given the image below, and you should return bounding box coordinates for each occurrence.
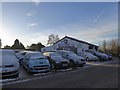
[0,49,19,78]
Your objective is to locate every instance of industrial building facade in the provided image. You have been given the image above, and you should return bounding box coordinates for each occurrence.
[41,36,99,54]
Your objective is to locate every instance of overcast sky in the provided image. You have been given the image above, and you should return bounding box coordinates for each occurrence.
[0,1,118,47]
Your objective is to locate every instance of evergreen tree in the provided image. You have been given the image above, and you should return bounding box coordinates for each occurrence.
[20,42,25,49]
[11,39,25,50]
[28,42,45,51]
[4,45,11,49]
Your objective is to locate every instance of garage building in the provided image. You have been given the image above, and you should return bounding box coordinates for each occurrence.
[41,36,99,54]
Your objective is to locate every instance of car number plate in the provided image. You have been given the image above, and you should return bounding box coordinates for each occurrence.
[63,64,67,66]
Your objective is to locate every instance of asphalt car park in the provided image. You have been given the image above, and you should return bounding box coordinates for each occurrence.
[1,61,90,84]
[1,57,118,87]
[1,57,118,88]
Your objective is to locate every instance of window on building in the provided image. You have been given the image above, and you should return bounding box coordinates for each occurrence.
[82,49,84,52]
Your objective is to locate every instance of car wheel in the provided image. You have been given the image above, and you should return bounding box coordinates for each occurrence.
[54,64,59,70]
[50,63,54,70]
[69,60,75,67]
[94,60,97,62]
[13,73,19,78]
[19,59,22,65]
[79,64,84,67]
[27,66,31,73]
[86,57,89,61]
[52,63,55,69]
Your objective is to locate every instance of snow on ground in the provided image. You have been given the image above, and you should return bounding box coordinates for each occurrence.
[0,78,19,83]
[0,78,19,86]
[1,60,116,86]
[86,60,116,66]
[34,68,73,76]
[33,72,52,76]
[56,68,72,72]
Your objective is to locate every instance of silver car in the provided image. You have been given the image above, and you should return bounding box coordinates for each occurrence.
[78,52,98,61]
[90,50,109,60]
[57,50,86,67]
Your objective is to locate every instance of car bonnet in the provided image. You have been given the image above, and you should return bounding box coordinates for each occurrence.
[29,58,50,65]
[2,55,18,65]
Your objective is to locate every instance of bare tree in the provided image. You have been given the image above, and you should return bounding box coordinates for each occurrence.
[47,34,54,45]
[99,39,118,56]
[54,35,60,43]
[47,34,60,45]
[99,40,107,53]
[103,40,107,52]
[111,39,118,55]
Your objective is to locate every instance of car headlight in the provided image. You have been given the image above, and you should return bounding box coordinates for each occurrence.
[81,59,85,61]
[67,61,70,63]
[95,57,98,60]
[77,59,83,63]
[103,56,107,58]
[29,62,34,68]
[55,61,60,64]
[13,63,19,67]
[76,61,79,63]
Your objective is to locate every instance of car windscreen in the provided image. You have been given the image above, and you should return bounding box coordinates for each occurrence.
[30,56,46,60]
[30,53,46,60]
[85,52,92,55]
[2,51,15,56]
[67,52,78,57]
[51,53,62,58]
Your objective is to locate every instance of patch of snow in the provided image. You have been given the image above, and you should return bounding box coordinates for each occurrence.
[58,68,72,72]
[0,78,18,83]
[33,72,52,76]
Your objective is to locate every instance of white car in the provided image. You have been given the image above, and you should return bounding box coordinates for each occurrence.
[105,53,112,60]
[57,50,86,67]
[0,49,19,78]
[90,50,109,60]
[43,52,69,70]
[78,52,99,61]
[21,52,51,73]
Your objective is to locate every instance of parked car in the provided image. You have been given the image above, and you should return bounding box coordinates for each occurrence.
[105,53,112,60]
[57,50,86,67]
[78,51,99,61]
[15,51,30,65]
[43,52,69,70]
[90,50,109,60]
[21,52,51,73]
[0,49,19,78]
